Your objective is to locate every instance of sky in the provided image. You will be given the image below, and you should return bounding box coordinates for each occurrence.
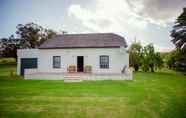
[1,0,186,52]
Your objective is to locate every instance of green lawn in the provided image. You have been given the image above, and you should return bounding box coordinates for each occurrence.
[0,64,186,118]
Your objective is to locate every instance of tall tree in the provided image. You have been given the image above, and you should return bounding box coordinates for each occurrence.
[154,52,164,70]
[165,49,186,71]
[141,44,155,72]
[129,41,142,71]
[16,22,56,48]
[171,8,186,51]
[0,22,57,59]
[170,7,186,72]
[0,35,19,58]
[141,44,163,72]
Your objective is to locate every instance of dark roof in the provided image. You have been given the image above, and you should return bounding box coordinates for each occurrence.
[39,33,127,49]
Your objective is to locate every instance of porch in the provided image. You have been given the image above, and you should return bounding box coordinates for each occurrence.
[24,69,133,81]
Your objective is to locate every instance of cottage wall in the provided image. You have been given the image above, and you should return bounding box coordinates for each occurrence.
[38,48,128,74]
[17,49,39,75]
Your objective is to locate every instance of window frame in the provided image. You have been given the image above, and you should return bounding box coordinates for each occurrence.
[100,55,109,69]
[53,56,61,68]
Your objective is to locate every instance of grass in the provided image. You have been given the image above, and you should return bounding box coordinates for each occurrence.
[0,63,186,118]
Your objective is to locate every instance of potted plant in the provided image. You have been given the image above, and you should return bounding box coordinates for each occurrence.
[68,65,76,73]
[84,65,92,73]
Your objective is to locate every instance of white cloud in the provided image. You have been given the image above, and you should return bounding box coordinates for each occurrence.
[67,0,184,51]
[68,0,182,32]
[68,0,152,48]
[68,0,149,32]
[127,0,185,27]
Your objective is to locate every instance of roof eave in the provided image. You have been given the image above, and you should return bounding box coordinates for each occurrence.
[39,46,124,49]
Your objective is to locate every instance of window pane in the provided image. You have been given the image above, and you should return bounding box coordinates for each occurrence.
[53,56,61,68]
[100,55,109,69]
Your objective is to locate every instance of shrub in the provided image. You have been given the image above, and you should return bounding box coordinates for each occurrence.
[0,58,16,65]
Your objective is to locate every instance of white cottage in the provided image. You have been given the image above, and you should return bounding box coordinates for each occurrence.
[17,33,132,81]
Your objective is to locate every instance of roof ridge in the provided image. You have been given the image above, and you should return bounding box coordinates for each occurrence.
[56,32,116,36]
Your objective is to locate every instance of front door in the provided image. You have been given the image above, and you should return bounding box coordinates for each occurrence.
[77,56,84,72]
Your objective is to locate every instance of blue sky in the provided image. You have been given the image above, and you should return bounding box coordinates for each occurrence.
[1,0,186,51]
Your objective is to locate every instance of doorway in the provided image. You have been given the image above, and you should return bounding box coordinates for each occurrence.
[77,56,84,72]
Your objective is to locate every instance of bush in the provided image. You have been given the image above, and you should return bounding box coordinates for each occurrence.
[0,58,16,65]
[165,49,186,72]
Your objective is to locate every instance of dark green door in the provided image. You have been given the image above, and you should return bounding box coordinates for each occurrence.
[21,58,37,76]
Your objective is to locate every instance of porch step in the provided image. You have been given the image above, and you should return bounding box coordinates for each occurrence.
[64,75,82,82]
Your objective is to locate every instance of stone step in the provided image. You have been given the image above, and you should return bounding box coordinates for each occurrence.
[64,76,81,78]
[64,75,82,82]
[64,79,82,82]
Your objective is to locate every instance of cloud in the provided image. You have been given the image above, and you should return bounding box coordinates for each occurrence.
[68,0,185,32]
[68,0,185,51]
[127,0,186,26]
[68,0,149,33]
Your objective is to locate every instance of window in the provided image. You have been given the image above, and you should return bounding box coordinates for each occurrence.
[53,56,61,68]
[100,55,109,69]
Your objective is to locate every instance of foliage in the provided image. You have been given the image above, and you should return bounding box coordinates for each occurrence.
[154,52,164,70]
[16,22,56,48]
[0,58,16,65]
[171,8,186,51]
[165,50,177,69]
[141,44,163,72]
[129,43,163,72]
[0,35,20,59]
[165,49,186,72]
[129,41,142,71]
[0,22,57,58]
[168,7,186,72]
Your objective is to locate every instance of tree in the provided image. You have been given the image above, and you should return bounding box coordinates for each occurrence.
[0,35,20,59]
[129,41,142,71]
[165,49,186,71]
[16,22,56,48]
[165,50,177,69]
[154,52,164,70]
[141,44,155,72]
[44,29,57,43]
[141,44,163,72]
[0,22,57,59]
[171,8,186,52]
[170,7,186,72]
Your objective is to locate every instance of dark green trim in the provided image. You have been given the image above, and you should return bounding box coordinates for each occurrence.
[20,58,37,76]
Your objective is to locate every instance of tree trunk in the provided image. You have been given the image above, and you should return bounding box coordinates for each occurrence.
[150,65,154,72]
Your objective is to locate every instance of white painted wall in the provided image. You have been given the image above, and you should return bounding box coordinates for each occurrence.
[38,48,128,74]
[17,49,39,75]
[17,48,129,76]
